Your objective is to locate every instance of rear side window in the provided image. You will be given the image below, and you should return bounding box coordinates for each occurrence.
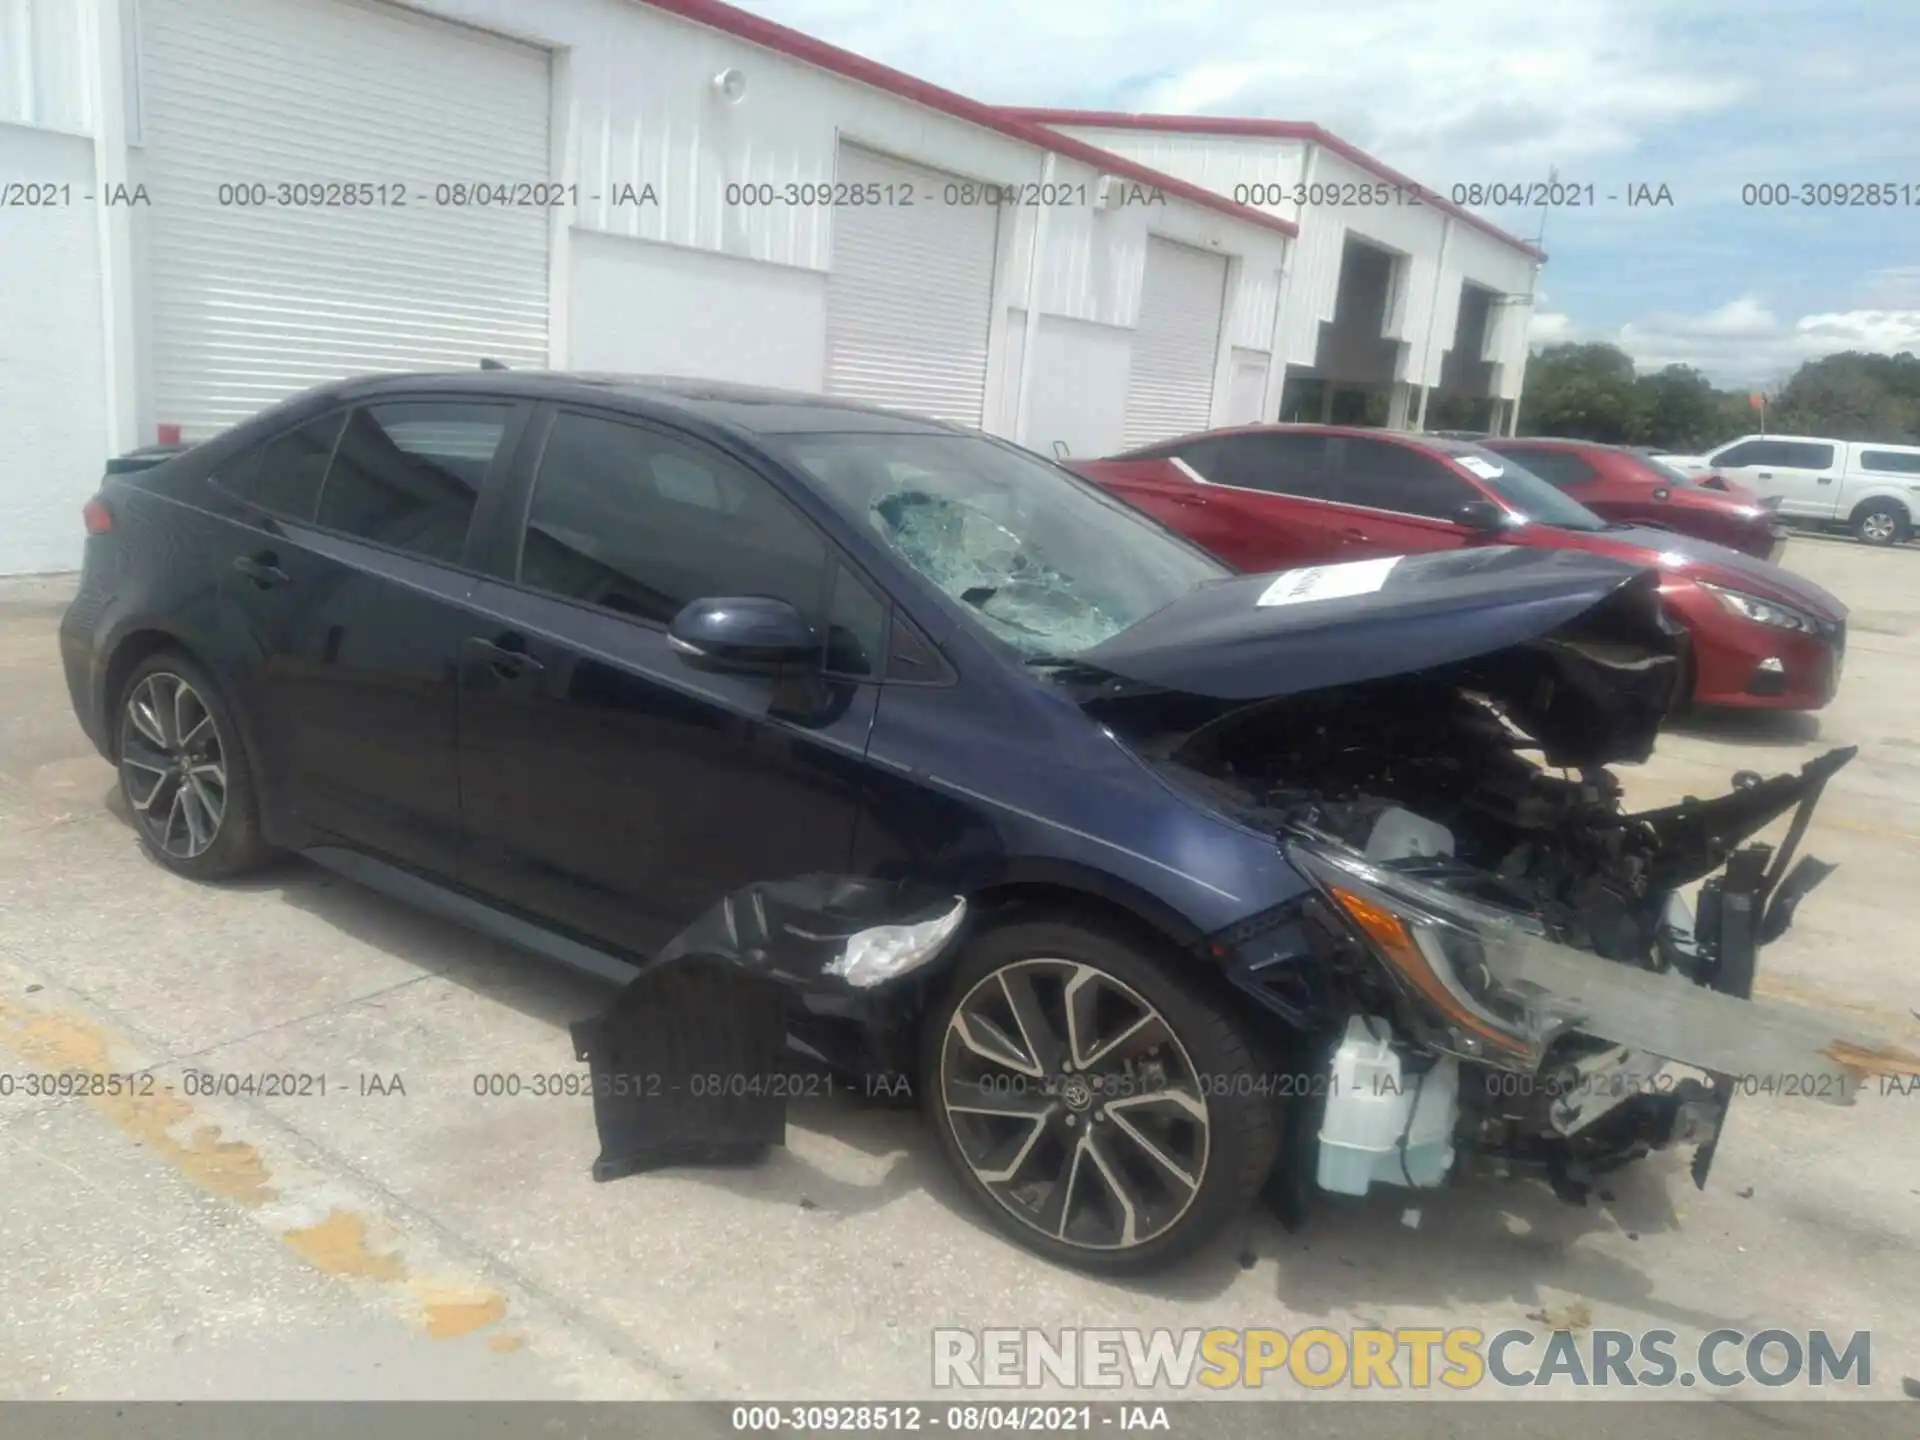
[216,412,345,520]
[1487,447,1597,489]
[518,411,831,629]
[1764,440,1835,468]
[1860,449,1920,475]
[1333,438,1477,518]
[1179,434,1334,498]
[315,401,510,563]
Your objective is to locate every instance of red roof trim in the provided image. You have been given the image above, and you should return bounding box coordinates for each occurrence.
[998,108,1547,262]
[634,1,1297,240]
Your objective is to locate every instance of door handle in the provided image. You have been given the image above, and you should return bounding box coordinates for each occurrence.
[466,635,547,679]
[1756,472,1772,479]
[1164,492,1209,507]
[1816,476,1833,484]
[1339,525,1370,539]
[232,552,290,587]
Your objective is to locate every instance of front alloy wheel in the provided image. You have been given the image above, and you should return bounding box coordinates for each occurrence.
[940,958,1211,1252]
[119,671,228,860]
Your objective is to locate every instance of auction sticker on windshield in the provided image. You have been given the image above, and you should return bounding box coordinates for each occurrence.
[1457,455,1504,480]
[1256,556,1403,607]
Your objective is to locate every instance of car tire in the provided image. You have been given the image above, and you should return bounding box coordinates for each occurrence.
[1850,500,1909,547]
[115,650,272,881]
[921,915,1279,1274]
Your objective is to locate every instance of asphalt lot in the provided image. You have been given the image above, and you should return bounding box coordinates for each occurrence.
[1,534,1917,1405]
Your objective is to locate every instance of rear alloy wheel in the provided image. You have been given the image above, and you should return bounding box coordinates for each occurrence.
[925,920,1278,1273]
[116,652,270,879]
[1852,500,1908,547]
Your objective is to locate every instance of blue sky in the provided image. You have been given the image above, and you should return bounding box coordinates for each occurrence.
[751,0,1920,389]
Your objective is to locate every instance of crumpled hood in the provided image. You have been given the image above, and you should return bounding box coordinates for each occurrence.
[1074,547,1682,766]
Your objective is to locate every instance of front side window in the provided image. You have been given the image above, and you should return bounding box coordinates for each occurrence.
[823,564,889,677]
[1711,441,1763,468]
[776,431,1224,658]
[518,412,830,628]
[1485,446,1597,490]
[1432,442,1608,531]
[315,401,509,563]
[1638,453,1702,486]
[218,411,345,520]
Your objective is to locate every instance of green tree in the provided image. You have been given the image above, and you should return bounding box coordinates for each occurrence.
[1628,364,1724,449]
[1772,352,1920,441]
[1515,343,1639,441]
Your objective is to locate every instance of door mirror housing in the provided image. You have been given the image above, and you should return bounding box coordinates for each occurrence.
[1455,499,1510,532]
[668,596,820,674]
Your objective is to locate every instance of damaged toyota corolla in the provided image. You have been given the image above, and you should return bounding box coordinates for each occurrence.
[66,376,1912,1275]
[545,391,1908,1275]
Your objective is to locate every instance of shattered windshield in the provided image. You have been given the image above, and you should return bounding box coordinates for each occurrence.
[774,432,1226,657]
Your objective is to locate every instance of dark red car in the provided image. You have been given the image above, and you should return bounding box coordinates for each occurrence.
[1479,438,1786,560]
[1069,425,1847,711]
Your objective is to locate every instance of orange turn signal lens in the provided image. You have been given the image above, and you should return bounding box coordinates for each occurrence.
[1326,884,1529,1056]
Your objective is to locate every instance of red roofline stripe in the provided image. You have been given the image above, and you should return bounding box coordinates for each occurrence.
[998,108,1548,262]
[635,0,1297,240]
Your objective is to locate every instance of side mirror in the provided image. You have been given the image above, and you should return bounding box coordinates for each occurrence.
[1455,499,1509,532]
[668,596,820,675]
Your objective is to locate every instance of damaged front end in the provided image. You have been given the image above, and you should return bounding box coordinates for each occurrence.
[1130,691,1897,1210]
[1277,747,1862,1207]
[1069,554,1912,1212]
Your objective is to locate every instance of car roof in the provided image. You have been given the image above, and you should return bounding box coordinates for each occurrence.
[1118,423,1471,457]
[323,370,964,438]
[1482,436,1628,452]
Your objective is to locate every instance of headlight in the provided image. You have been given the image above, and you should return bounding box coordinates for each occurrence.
[1289,840,1591,1072]
[1698,581,1818,634]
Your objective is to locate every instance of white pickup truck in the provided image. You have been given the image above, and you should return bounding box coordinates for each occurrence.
[1659,435,1920,546]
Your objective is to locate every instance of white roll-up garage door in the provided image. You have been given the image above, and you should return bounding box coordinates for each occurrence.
[1123,237,1228,448]
[140,0,551,439]
[825,145,999,427]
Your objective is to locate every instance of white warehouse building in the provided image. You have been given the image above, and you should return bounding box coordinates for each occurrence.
[0,0,1544,577]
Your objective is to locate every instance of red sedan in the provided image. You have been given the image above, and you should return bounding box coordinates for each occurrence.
[1478,437,1786,560]
[1069,425,1847,711]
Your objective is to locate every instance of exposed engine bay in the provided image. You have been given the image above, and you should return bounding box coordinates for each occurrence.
[1120,675,1837,971]
[1089,672,1865,1209]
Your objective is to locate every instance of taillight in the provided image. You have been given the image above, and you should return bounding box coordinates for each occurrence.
[82,495,113,535]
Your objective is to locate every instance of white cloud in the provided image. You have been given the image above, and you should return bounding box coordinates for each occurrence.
[1540,293,1920,386]
[1529,311,1577,343]
[750,0,1747,178]
[747,0,1920,376]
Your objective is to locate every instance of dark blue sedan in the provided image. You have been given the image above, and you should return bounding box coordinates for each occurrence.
[60,373,1856,1271]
